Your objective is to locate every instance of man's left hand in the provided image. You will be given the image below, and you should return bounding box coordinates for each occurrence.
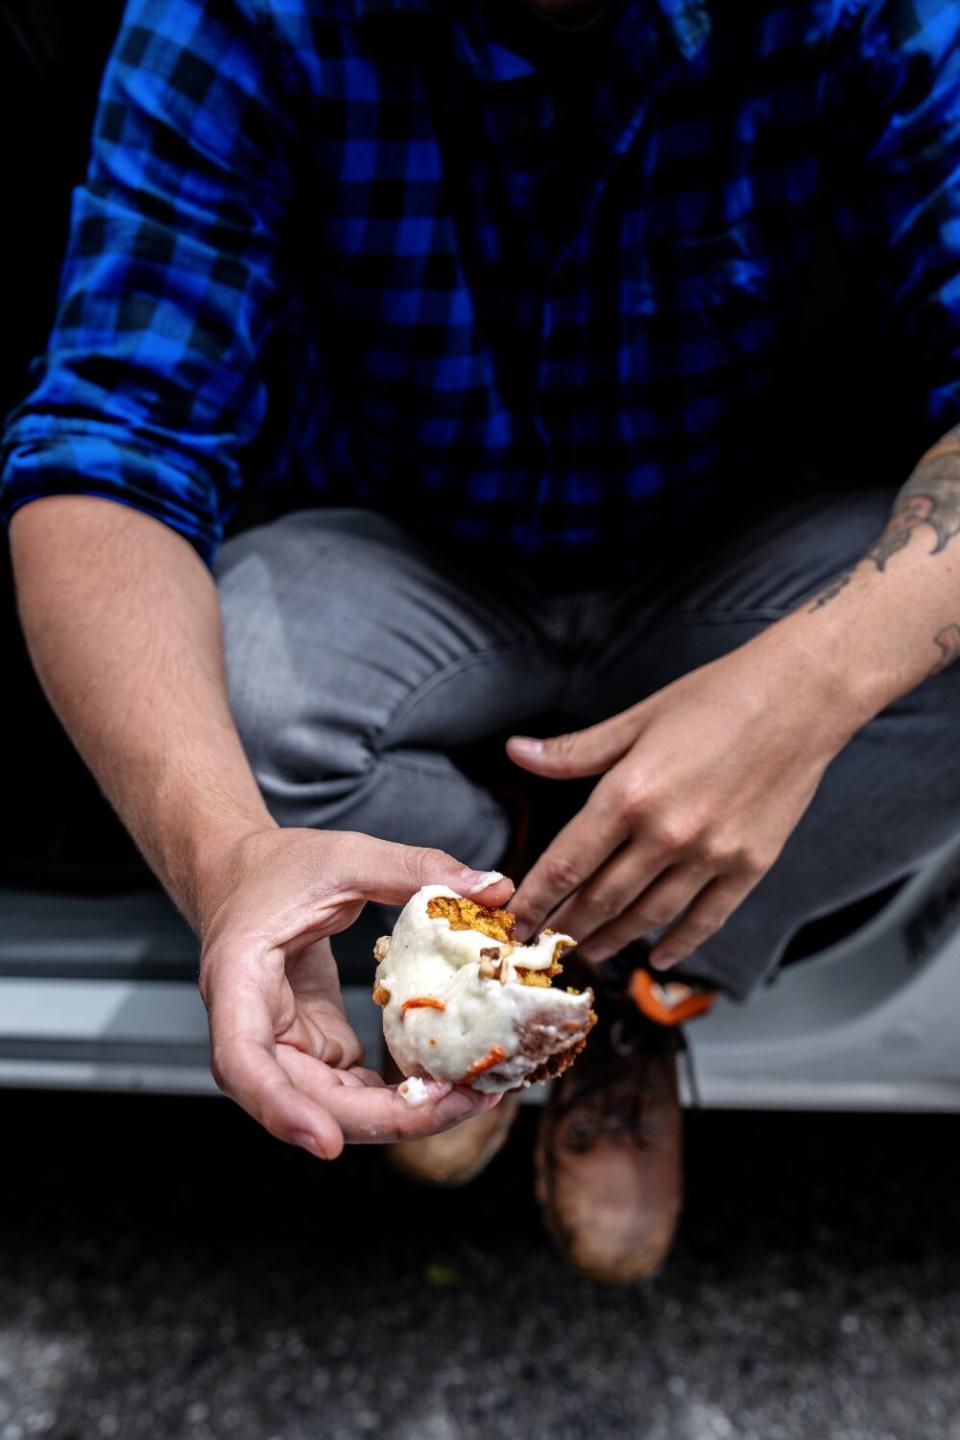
[507,639,853,970]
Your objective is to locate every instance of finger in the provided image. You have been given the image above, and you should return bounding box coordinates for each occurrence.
[650,875,756,970]
[213,1033,345,1160]
[577,864,715,963]
[207,957,345,1158]
[547,840,678,947]
[510,802,629,940]
[328,1063,389,1089]
[284,938,367,1068]
[347,1066,388,1087]
[507,712,638,780]
[339,833,515,911]
[278,1048,499,1145]
[333,1083,501,1146]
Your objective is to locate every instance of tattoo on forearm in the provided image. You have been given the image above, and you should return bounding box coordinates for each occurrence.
[807,425,960,613]
[928,623,960,678]
[808,571,853,610]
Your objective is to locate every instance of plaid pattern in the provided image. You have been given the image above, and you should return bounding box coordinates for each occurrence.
[3,0,960,580]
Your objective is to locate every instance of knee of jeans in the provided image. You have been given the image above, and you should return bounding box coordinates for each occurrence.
[218,561,369,800]
[228,665,373,826]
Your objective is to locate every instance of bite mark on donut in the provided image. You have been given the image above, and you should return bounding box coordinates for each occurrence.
[426,895,515,943]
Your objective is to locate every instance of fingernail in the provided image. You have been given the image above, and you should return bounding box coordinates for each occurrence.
[436,1090,487,1121]
[461,868,506,895]
[292,1130,319,1154]
[510,736,544,755]
[651,953,677,971]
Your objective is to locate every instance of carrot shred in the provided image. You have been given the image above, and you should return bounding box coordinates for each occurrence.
[401,996,446,1014]
[460,1046,507,1083]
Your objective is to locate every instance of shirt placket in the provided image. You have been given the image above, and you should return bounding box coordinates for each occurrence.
[524,4,682,551]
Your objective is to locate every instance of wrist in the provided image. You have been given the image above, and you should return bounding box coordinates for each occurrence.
[168,806,279,936]
[744,615,878,754]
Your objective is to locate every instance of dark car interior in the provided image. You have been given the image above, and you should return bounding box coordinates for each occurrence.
[0,0,916,997]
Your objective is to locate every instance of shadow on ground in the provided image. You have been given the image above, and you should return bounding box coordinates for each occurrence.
[1,1094,958,1440]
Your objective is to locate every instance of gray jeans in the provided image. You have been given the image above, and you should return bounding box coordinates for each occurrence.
[217,490,960,1000]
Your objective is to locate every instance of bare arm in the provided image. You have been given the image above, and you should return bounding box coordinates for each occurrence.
[800,427,960,694]
[508,426,960,966]
[11,496,273,928]
[10,495,508,1152]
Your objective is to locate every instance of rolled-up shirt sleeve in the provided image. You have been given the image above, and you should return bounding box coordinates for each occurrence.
[828,0,960,438]
[0,0,294,564]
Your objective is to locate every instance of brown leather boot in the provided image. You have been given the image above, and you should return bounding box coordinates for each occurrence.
[534,996,685,1284]
[388,1095,520,1186]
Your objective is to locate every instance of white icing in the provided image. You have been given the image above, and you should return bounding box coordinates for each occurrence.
[466,870,506,892]
[377,885,594,1095]
[397,1076,433,1107]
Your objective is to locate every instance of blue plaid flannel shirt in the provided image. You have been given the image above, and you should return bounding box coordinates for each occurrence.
[3,0,960,581]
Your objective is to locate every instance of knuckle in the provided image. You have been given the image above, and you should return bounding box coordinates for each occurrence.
[702,839,737,869]
[698,835,734,868]
[685,912,724,940]
[339,1033,365,1070]
[547,732,579,776]
[582,889,622,920]
[410,845,452,878]
[649,818,693,853]
[261,948,286,982]
[545,855,583,893]
[739,847,771,880]
[618,783,649,823]
[635,904,674,932]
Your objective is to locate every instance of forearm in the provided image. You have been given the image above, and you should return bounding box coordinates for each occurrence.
[10,496,275,929]
[746,425,960,744]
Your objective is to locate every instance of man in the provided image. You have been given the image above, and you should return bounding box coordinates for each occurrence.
[4,0,960,1283]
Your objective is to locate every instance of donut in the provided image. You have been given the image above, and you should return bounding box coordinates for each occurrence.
[374,885,596,1095]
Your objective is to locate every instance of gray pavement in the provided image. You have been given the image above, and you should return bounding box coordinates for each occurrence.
[1,1092,959,1440]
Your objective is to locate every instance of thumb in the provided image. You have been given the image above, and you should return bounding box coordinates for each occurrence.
[507,716,636,780]
[348,834,515,909]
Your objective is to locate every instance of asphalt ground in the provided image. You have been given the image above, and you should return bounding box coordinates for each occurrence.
[1,1091,959,1440]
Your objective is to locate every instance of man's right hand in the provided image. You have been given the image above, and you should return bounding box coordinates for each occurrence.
[11,501,513,1157]
[198,827,513,1158]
